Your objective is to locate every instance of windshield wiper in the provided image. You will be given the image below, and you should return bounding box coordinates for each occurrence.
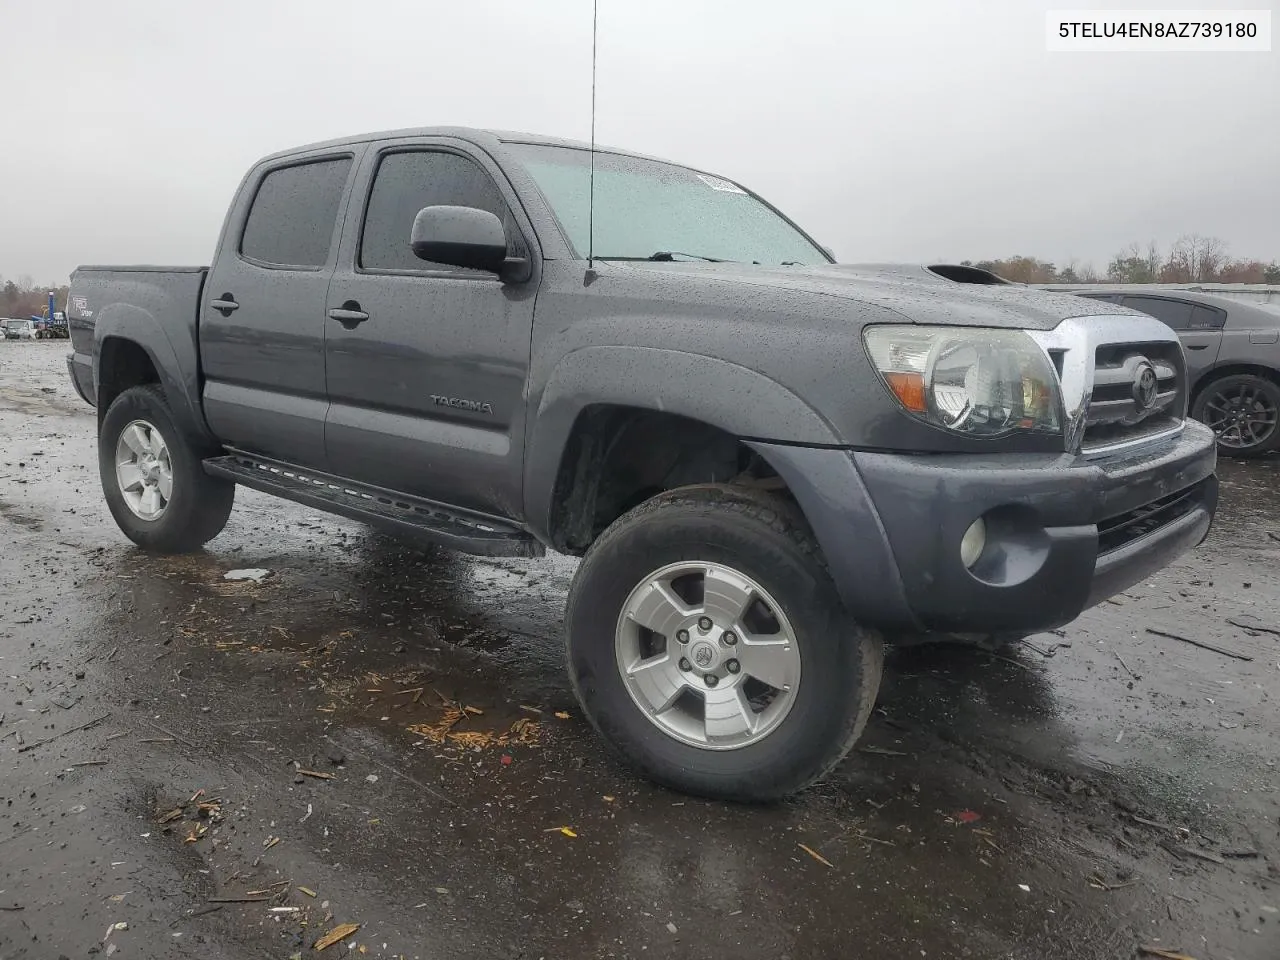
[647,251,725,262]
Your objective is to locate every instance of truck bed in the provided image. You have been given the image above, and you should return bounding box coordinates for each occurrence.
[65,265,208,409]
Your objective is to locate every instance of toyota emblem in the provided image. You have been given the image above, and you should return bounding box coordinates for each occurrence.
[1132,360,1159,411]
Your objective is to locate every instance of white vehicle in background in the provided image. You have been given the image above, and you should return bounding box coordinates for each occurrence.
[3,318,38,340]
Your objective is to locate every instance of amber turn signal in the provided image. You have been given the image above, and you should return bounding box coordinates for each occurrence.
[884,372,927,413]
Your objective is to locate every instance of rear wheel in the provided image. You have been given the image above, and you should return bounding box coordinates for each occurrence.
[99,385,235,552]
[1192,373,1280,457]
[565,485,883,802]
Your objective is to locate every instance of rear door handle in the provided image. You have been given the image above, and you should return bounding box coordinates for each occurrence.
[1185,344,1209,350]
[209,295,239,314]
[328,303,370,328]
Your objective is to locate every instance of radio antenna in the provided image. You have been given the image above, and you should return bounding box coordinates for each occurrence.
[587,0,598,270]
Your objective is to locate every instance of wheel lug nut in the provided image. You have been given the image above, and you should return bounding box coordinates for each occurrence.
[704,674,719,687]
[726,659,740,674]
[697,617,713,632]
[678,658,692,672]
[676,629,689,644]
[722,631,737,646]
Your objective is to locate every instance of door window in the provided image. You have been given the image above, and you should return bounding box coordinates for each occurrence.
[1189,305,1226,330]
[359,150,513,273]
[241,157,353,268]
[1121,296,1195,330]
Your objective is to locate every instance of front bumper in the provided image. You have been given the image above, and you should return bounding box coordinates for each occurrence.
[750,421,1218,637]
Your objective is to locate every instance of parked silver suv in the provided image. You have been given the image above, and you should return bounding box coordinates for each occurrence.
[3,318,38,340]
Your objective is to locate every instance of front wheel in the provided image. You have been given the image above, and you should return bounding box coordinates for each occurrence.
[1192,373,1280,457]
[565,485,883,802]
[99,385,235,552]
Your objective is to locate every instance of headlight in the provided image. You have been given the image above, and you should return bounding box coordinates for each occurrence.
[863,325,1061,437]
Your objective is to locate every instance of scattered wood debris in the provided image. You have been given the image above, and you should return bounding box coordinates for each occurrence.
[859,745,908,757]
[798,843,833,867]
[1113,650,1139,680]
[1144,628,1253,662]
[1088,873,1137,891]
[314,922,360,951]
[16,712,110,753]
[1226,615,1280,637]
[407,699,541,749]
[1176,845,1225,865]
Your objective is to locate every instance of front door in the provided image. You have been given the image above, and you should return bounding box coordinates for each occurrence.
[201,151,360,468]
[324,142,539,521]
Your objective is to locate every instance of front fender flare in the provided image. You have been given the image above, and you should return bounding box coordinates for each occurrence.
[523,345,840,538]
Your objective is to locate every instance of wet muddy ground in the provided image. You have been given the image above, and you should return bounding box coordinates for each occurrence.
[1,340,1278,960]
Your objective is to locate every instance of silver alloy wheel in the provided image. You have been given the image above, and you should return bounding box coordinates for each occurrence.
[115,419,173,521]
[615,561,802,750]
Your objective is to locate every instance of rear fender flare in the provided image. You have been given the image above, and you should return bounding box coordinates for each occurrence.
[93,304,214,445]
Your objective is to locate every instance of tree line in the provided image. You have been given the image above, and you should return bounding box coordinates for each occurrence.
[961,235,1280,285]
[1,276,71,320]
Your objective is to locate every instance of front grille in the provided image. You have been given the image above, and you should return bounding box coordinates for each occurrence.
[1096,479,1206,554]
[1081,341,1186,453]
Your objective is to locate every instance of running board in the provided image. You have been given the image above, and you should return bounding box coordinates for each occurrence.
[203,452,544,558]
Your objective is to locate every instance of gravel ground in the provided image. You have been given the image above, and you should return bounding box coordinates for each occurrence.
[2,339,1278,960]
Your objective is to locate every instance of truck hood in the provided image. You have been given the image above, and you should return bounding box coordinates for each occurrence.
[621,261,1132,331]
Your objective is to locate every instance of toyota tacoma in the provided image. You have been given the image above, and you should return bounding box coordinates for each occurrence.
[65,127,1218,801]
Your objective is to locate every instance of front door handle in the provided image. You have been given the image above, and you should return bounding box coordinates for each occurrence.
[1185,344,1208,350]
[210,294,239,315]
[328,302,369,328]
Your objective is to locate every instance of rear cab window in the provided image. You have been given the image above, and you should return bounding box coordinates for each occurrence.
[241,156,354,268]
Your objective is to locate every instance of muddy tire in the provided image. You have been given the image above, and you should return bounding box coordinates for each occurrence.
[99,385,234,552]
[565,484,883,802]
[1192,373,1280,458]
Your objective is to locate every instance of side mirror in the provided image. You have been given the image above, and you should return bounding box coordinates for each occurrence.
[411,205,510,275]
[821,245,836,261]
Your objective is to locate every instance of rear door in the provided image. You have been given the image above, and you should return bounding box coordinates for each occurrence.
[1120,295,1223,384]
[324,138,539,520]
[201,150,361,467]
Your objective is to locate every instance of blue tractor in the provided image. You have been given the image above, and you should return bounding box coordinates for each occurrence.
[32,291,69,339]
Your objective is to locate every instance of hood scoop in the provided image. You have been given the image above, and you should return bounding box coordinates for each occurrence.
[926,264,1013,285]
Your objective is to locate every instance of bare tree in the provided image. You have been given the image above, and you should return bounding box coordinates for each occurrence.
[1108,243,1156,283]
[1218,259,1268,283]
[1144,241,1162,282]
[1164,234,1228,283]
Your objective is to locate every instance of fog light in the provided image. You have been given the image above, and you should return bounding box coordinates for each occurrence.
[960,517,987,569]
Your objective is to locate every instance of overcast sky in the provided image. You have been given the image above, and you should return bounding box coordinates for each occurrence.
[1,0,1276,282]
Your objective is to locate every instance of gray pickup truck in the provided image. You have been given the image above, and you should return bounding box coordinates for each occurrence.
[67,127,1218,801]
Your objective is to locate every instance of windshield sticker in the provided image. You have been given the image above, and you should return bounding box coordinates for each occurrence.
[696,173,747,194]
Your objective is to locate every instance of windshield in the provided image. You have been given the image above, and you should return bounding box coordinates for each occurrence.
[510,143,829,266]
